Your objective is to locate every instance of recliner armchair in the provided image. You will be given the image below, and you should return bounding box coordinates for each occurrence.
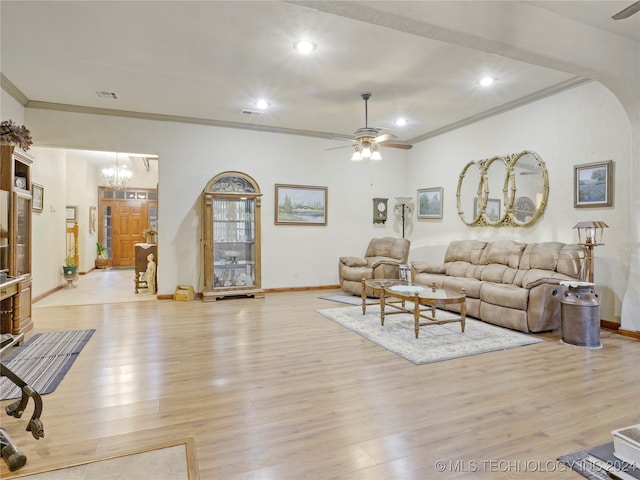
[338,237,410,296]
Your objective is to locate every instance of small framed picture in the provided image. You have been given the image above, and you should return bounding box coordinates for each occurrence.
[417,187,443,219]
[574,160,613,208]
[275,184,327,225]
[89,206,97,234]
[32,182,44,213]
[66,205,77,222]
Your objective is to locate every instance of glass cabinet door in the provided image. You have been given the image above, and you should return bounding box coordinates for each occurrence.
[0,190,9,272]
[213,196,255,288]
[202,171,263,301]
[15,192,31,276]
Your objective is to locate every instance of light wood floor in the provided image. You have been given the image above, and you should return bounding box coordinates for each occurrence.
[2,287,639,479]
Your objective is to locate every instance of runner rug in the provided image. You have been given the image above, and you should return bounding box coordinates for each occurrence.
[10,439,198,479]
[316,305,543,365]
[0,330,95,400]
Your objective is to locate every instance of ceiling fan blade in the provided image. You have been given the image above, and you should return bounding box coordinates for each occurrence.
[612,1,640,19]
[374,132,395,143]
[325,144,356,151]
[379,142,413,150]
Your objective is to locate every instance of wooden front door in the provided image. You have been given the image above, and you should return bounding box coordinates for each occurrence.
[98,188,158,267]
[112,200,145,266]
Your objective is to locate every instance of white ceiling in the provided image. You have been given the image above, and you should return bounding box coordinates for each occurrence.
[1,0,638,159]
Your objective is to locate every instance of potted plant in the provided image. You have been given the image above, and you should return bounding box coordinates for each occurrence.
[63,255,78,277]
[0,119,33,151]
[95,242,109,269]
[142,228,157,244]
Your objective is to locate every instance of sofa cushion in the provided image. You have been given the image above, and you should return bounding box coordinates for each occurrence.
[480,240,525,268]
[480,264,519,284]
[519,242,564,270]
[442,276,485,298]
[444,240,487,264]
[480,282,529,310]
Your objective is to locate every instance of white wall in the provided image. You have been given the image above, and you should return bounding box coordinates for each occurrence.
[28,147,67,298]
[5,80,632,325]
[407,81,630,324]
[24,107,408,296]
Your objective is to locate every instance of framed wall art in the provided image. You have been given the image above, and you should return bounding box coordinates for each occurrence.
[65,205,77,222]
[417,187,443,219]
[275,184,327,225]
[89,206,97,234]
[574,160,613,208]
[474,197,501,222]
[32,182,44,213]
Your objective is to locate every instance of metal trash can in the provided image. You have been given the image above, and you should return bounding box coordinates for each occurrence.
[560,281,602,349]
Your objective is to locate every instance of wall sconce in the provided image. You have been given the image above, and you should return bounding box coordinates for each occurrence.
[573,221,609,283]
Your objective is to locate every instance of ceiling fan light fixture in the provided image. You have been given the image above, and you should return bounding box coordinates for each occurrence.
[294,40,316,54]
[360,143,372,160]
[350,148,363,162]
[371,148,382,161]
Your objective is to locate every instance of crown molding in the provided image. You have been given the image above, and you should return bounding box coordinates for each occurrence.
[406,77,592,144]
[17,76,591,145]
[1,73,29,106]
[23,100,342,141]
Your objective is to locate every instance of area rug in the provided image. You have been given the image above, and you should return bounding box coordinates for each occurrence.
[11,439,198,479]
[557,446,616,480]
[319,294,377,306]
[316,305,543,365]
[0,330,95,400]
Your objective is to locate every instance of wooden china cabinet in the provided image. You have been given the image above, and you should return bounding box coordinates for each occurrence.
[201,171,264,301]
[0,144,34,348]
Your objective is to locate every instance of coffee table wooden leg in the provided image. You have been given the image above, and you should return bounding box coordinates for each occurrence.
[414,293,420,338]
[361,278,367,315]
[380,295,386,326]
[461,301,466,332]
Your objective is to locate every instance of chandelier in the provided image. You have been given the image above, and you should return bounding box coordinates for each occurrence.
[102,154,132,190]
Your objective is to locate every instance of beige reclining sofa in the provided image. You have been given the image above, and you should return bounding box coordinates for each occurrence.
[339,237,410,296]
[411,240,586,333]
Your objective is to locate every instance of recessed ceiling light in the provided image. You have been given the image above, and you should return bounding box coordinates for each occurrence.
[479,77,495,86]
[294,40,317,54]
[395,118,407,127]
[255,99,269,110]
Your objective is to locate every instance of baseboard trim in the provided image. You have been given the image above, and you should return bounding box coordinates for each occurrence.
[600,320,620,331]
[618,329,640,340]
[32,285,65,304]
[265,285,340,293]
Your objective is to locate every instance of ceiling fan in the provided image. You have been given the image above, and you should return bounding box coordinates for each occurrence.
[327,92,412,161]
[612,1,640,19]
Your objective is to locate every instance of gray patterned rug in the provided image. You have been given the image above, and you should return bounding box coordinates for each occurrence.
[319,293,376,306]
[316,305,543,365]
[0,330,95,400]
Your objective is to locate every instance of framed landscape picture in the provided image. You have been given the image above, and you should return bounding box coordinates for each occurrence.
[574,160,613,208]
[275,184,327,225]
[417,187,443,219]
[32,182,44,213]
